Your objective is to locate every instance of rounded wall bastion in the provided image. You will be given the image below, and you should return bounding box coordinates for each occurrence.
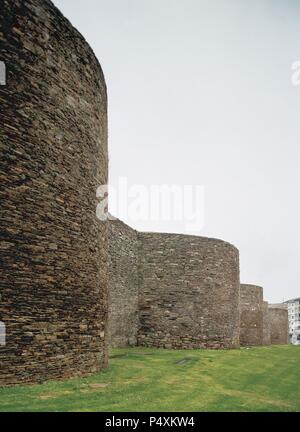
[137,233,240,349]
[240,284,264,346]
[262,301,271,346]
[0,0,108,385]
[268,305,289,345]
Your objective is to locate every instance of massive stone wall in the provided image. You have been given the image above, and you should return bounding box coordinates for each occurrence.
[0,0,108,385]
[262,301,271,346]
[240,284,263,346]
[137,233,240,349]
[268,305,289,345]
[108,218,139,347]
[0,0,286,390]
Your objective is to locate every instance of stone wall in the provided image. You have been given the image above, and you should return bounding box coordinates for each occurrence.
[268,305,289,345]
[262,301,271,346]
[0,0,108,385]
[108,218,139,347]
[0,0,286,389]
[240,284,263,346]
[138,233,240,349]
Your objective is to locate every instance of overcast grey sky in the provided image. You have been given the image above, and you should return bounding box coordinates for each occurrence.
[53,0,300,303]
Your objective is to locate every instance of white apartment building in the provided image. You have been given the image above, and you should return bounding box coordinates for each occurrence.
[284,298,300,345]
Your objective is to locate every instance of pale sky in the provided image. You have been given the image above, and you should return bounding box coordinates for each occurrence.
[53,0,300,303]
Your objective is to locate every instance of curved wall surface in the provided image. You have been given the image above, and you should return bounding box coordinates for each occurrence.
[0,0,108,385]
[138,233,240,349]
[240,284,263,346]
[268,305,289,345]
[262,301,271,346]
[108,218,139,347]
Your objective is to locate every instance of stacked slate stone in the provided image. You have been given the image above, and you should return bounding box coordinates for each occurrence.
[108,222,240,350]
[239,285,264,347]
[0,0,290,388]
[262,301,271,346]
[268,304,289,345]
[0,0,108,386]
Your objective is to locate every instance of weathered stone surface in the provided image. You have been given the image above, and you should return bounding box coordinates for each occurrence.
[137,233,240,349]
[108,218,139,347]
[240,284,263,346]
[0,0,108,386]
[268,305,289,345]
[262,301,271,346]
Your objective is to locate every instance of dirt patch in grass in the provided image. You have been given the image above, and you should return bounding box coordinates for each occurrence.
[39,390,72,400]
[89,383,109,389]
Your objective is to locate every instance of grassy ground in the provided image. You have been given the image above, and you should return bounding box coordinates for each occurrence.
[0,345,299,412]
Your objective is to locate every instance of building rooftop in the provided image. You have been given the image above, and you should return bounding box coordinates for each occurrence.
[284,298,300,304]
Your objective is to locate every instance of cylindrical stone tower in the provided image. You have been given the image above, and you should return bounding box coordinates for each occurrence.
[262,301,271,345]
[0,0,108,385]
[138,233,240,349]
[240,284,264,346]
[268,305,289,345]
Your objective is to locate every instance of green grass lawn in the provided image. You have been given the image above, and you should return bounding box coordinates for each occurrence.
[0,345,299,412]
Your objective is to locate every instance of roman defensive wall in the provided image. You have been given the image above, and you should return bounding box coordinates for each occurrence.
[262,301,271,346]
[240,284,264,346]
[108,218,139,348]
[138,233,240,349]
[268,304,289,345]
[0,0,108,385]
[108,225,240,350]
[0,0,289,387]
